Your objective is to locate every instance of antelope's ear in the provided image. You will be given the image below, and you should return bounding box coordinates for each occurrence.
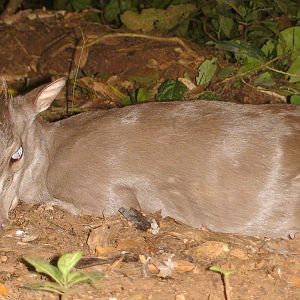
[25,78,66,113]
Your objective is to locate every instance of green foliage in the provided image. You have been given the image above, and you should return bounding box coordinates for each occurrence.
[122,87,150,105]
[199,91,219,101]
[104,0,139,24]
[156,80,187,101]
[54,0,91,11]
[291,95,300,105]
[288,57,300,83]
[120,4,196,32]
[57,0,83,10]
[209,40,266,64]
[209,265,234,277]
[136,87,149,102]
[209,265,234,300]
[17,0,300,102]
[277,27,300,59]
[151,0,172,9]
[254,72,275,87]
[23,252,103,296]
[0,0,5,12]
[217,66,236,80]
[196,58,217,86]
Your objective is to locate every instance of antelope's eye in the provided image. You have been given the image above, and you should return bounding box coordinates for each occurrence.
[11,146,23,161]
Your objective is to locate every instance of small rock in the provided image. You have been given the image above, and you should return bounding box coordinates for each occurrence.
[175,293,186,300]
[127,293,147,300]
[174,260,196,272]
[230,248,249,260]
[188,241,229,260]
[0,256,8,263]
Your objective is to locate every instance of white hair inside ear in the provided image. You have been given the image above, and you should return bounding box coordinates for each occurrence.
[36,78,66,112]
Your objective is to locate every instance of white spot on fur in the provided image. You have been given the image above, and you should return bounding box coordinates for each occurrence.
[120,110,139,124]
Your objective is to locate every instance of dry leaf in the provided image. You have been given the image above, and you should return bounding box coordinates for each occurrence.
[0,283,8,296]
[148,263,159,274]
[87,219,124,252]
[74,37,89,68]
[178,77,196,90]
[95,246,120,257]
[110,256,124,270]
[92,81,126,101]
[174,260,195,272]
[117,239,147,251]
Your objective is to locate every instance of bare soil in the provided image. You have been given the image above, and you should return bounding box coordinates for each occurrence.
[1,202,300,300]
[0,9,283,108]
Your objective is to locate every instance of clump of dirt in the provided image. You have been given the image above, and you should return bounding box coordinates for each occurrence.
[0,202,300,299]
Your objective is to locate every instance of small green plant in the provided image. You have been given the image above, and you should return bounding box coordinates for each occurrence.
[209,265,234,300]
[23,251,103,298]
[127,87,149,105]
[196,57,218,86]
[156,80,187,101]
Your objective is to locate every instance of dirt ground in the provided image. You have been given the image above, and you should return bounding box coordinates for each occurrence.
[1,202,300,300]
[0,9,299,300]
[0,9,283,108]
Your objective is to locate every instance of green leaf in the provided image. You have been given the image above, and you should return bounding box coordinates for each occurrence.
[237,60,263,74]
[261,40,276,57]
[254,72,275,87]
[277,0,299,15]
[209,265,234,277]
[120,95,132,106]
[201,2,215,16]
[199,91,219,101]
[196,58,217,86]
[220,0,246,17]
[262,20,277,33]
[23,257,62,285]
[23,252,103,295]
[288,56,300,83]
[85,13,102,23]
[217,66,236,80]
[277,26,300,57]
[23,282,66,295]
[53,0,68,10]
[104,0,121,23]
[156,80,187,101]
[57,252,82,283]
[71,0,91,11]
[274,87,296,97]
[247,27,274,45]
[85,271,105,282]
[289,82,300,94]
[67,271,103,287]
[137,88,149,103]
[291,95,300,104]
[219,15,234,38]
[209,40,266,62]
[66,272,91,286]
[174,19,190,37]
[152,0,171,9]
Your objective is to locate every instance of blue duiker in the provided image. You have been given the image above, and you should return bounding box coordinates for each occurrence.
[1,78,299,238]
